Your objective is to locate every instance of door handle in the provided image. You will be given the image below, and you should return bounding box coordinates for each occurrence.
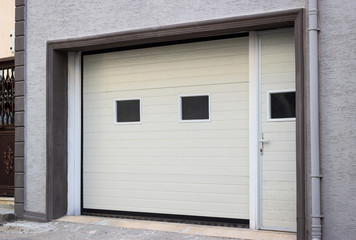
[259,139,269,144]
[259,133,269,155]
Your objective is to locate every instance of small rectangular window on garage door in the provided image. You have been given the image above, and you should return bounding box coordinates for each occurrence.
[267,90,296,121]
[179,94,210,122]
[114,98,141,124]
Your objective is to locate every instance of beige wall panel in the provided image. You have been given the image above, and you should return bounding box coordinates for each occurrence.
[83,37,249,219]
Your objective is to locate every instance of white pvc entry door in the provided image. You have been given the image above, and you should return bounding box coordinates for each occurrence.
[82,37,250,220]
[259,29,297,231]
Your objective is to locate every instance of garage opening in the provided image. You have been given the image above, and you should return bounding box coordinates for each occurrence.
[81,36,250,225]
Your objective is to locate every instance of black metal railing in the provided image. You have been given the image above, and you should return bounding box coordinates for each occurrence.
[0,65,15,126]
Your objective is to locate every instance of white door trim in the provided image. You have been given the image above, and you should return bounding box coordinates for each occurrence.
[248,31,260,230]
[67,52,82,215]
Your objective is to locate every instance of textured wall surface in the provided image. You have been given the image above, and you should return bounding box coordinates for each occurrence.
[319,0,356,239]
[26,0,306,215]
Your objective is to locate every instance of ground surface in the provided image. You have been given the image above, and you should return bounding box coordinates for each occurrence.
[0,220,239,240]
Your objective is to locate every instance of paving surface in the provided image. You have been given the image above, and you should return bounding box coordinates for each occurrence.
[0,199,295,239]
[0,208,16,223]
[0,220,238,240]
[59,216,295,240]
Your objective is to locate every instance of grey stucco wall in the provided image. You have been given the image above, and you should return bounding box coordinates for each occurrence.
[25,0,307,215]
[319,0,356,239]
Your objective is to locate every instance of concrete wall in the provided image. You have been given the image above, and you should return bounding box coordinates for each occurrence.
[319,0,356,239]
[0,0,15,60]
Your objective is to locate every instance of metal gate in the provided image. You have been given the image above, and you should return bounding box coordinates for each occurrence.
[0,62,15,197]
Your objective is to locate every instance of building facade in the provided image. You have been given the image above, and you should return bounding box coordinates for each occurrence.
[12,1,356,240]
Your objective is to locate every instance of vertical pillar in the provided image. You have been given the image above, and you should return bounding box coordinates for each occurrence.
[14,0,26,219]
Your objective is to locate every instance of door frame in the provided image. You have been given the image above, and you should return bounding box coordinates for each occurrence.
[48,9,304,239]
[67,52,82,215]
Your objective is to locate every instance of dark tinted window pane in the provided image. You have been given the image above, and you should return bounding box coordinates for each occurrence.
[181,96,209,120]
[116,100,140,122]
[270,92,296,119]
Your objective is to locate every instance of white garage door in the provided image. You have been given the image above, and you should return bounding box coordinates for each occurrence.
[82,37,249,220]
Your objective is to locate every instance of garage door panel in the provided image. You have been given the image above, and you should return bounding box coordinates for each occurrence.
[83,73,248,94]
[84,38,247,65]
[83,147,248,158]
[82,129,249,141]
[262,171,296,182]
[83,114,249,125]
[84,110,248,124]
[258,122,295,133]
[82,95,248,117]
[262,161,296,171]
[83,164,249,176]
[84,121,249,132]
[83,129,248,141]
[83,172,249,185]
[262,141,296,152]
[84,202,248,220]
[260,53,295,64]
[260,154,296,162]
[84,196,249,216]
[83,69,248,91]
[84,54,248,79]
[262,212,296,223]
[84,188,248,204]
[84,99,250,118]
[84,51,248,73]
[259,73,295,84]
[83,82,248,103]
[261,83,295,93]
[83,89,249,104]
[84,51,248,74]
[83,94,248,114]
[83,181,248,194]
[86,37,248,63]
[262,181,296,191]
[83,156,249,168]
[83,37,249,219]
[83,138,249,149]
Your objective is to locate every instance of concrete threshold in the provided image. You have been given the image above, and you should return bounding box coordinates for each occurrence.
[58,216,296,240]
[0,197,15,209]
